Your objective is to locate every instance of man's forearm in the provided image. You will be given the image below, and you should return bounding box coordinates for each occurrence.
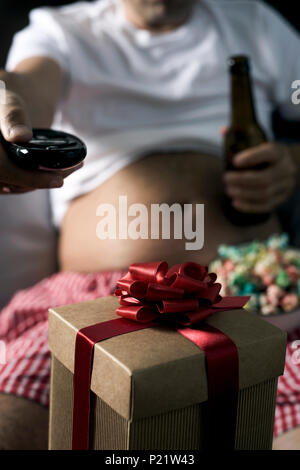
[0,57,63,128]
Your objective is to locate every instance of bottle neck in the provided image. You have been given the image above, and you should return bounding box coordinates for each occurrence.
[230,73,258,127]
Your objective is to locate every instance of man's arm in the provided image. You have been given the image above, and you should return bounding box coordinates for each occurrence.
[0,57,80,192]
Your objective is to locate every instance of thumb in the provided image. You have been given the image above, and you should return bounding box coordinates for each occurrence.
[0,91,32,142]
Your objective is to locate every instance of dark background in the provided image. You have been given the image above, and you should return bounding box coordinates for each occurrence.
[0,1,299,68]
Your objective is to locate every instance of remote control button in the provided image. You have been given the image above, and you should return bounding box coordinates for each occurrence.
[35,135,48,140]
[17,148,29,156]
[29,139,66,146]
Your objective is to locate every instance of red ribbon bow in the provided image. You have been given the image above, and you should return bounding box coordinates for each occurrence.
[115,261,248,325]
[72,261,250,450]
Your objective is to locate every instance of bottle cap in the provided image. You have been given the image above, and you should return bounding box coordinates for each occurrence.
[228,55,250,75]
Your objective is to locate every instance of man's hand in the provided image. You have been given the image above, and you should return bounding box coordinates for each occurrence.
[223,142,297,213]
[0,89,62,192]
[0,63,82,194]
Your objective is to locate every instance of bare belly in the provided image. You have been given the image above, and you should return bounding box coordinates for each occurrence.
[59,152,281,272]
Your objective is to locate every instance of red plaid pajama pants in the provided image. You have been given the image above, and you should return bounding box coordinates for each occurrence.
[0,271,299,438]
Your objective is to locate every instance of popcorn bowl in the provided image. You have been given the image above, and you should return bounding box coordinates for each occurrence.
[257,307,300,333]
[210,234,300,333]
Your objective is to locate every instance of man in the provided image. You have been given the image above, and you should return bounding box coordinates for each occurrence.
[0,0,299,449]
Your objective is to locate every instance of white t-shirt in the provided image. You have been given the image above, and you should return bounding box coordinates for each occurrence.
[6,0,300,226]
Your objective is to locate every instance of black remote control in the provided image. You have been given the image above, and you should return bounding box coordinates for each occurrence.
[0,128,87,171]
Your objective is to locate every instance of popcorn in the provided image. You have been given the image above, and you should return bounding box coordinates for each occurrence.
[266,285,284,307]
[223,259,235,273]
[210,234,300,316]
[281,294,299,312]
[261,304,277,316]
[267,233,289,250]
[209,259,223,273]
[286,266,300,283]
[276,270,290,290]
[259,294,268,308]
[261,273,274,287]
[253,261,267,277]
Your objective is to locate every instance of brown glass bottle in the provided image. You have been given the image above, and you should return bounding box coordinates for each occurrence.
[223,55,270,226]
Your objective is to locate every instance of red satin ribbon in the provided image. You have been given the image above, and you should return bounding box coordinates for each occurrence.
[72,318,158,450]
[72,261,249,450]
[177,324,239,449]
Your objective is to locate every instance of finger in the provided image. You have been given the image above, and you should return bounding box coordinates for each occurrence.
[0,150,64,189]
[224,167,282,188]
[233,143,281,169]
[7,168,64,189]
[225,177,295,202]
[0,92,32,142]
[56,161,84,179]
[0,185,12,194]
[232,188,291,214]
[0,184,35,194]
[34,161,83,181]
[276,151,297,179]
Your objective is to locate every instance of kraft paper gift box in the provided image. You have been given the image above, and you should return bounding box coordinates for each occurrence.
[48,296,286,450]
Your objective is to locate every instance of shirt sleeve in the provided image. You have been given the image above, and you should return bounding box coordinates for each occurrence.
[6,7,71,84]
[259,2,300,120]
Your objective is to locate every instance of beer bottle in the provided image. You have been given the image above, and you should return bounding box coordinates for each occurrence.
[223,55,270,226]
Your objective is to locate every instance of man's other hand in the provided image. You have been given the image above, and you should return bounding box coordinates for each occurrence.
[223,142,297,213]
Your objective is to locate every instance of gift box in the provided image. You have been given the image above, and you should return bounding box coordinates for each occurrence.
[48,295,286,450]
